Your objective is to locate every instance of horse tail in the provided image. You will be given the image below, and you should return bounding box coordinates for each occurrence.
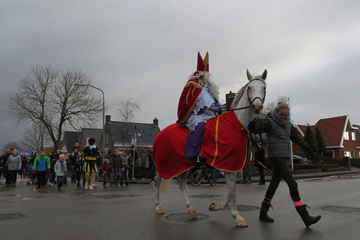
[159,178,172,192]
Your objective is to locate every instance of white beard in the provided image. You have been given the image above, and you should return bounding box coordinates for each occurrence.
[189,72,219,100]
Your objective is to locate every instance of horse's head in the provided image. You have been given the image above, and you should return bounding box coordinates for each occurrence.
[246,69,267,114]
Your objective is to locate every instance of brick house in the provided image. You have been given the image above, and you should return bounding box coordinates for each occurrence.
[99,115,161,158]
[296,115,360,158]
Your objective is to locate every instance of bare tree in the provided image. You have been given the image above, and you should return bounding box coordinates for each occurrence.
[20,123,50,152]
[116,99,140,148]
[118,99,140,122]
[263,96,289,114]
[9,66,103,152]
[1,141,22,154]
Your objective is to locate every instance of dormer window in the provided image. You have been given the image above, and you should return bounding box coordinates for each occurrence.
[344,132,349,140]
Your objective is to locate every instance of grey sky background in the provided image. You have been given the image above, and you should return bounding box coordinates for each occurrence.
[1,0,360,149]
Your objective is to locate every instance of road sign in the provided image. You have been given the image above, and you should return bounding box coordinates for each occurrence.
[61,145,67,153]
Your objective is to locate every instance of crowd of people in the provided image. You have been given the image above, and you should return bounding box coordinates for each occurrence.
[0,144,269,190]
[0,141,157,192]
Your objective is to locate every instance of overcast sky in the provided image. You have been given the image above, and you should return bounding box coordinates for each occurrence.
[1,0,360,149]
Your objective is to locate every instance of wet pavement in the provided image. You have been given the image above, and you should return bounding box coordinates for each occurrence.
[1,168,360,240]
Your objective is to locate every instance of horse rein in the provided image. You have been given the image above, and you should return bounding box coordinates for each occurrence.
[229,79,266,112]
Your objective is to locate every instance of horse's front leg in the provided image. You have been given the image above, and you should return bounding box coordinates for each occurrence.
[209,172,247,227]
[154,172,165,214]
[178,171,197,216]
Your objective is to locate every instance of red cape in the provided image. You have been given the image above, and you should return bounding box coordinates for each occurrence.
[153,111,249,179]
[176,79,203,127]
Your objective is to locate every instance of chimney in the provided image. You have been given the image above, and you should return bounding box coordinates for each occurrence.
[153,117,159,126]
[106,115,111,123]
[226,91,236,111]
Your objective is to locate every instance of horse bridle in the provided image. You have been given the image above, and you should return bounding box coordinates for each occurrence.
[231,79,266,111]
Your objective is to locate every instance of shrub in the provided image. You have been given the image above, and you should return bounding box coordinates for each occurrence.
[333,158,360,167]
[316,164,340,172]
[333,158,343,166]
[350,158,360,168]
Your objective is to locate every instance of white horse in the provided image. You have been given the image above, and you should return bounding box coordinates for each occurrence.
[154,69,267,227]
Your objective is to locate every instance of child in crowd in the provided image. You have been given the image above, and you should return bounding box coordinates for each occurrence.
[54,154,67,191]
[101,159,111,188]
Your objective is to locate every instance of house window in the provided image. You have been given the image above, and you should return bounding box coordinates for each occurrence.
[344,132,349,140]
[352,132,356,141]
[344,151,351,157]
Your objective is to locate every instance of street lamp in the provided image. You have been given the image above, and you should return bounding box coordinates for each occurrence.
[132,126,137,180]
[75,83,105,164]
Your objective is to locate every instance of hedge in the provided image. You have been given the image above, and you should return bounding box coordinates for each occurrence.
[333,158,360,167]
[293,164,340,171]
[293,164,319,170]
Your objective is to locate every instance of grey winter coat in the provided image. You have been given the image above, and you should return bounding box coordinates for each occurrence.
[54,160,67,176]
[251,109,310,158]
[6,154,22,170]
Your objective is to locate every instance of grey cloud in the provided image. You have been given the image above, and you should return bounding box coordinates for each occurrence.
[1,0,360,147]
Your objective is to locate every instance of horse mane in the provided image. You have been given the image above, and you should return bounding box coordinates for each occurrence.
[231,77,266,109]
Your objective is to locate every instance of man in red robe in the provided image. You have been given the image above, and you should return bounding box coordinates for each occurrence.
[176,52,223,162]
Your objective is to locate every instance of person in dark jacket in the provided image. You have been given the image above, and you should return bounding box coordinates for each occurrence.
[148,149,156,182]
[139,150,148,181]
[72,143,80,152]
[249,102,320,227]
[128,146,138,180]
[70,148,80,183]
[2,149,12,185]
[48,154,57,187]
[111,150,123,186]
[0,155,3,183]
[29,152,38,166]
[73,151,83,189]
[33,150,51,192]
[20,153,28,179]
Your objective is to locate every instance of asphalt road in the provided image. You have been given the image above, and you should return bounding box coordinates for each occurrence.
[1,175,360,240]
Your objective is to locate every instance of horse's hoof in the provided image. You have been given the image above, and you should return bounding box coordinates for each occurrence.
[209,203,217,211]
[188,210,197,216]
[156,208,165,215]
[236,220,248,228]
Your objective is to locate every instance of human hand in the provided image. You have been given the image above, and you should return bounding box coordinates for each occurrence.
[217,102,224,109]
[248,120,257,129]
[209,103,221,112]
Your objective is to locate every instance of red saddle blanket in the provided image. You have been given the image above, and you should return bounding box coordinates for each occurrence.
[152,111,249,179]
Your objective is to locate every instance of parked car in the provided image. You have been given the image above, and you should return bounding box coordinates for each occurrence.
[292,155,307,164]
